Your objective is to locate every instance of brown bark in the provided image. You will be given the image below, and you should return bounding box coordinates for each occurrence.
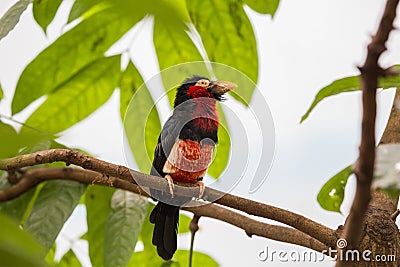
[353,191,399,266]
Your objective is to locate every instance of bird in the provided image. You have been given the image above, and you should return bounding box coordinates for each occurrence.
[149,75,237,260]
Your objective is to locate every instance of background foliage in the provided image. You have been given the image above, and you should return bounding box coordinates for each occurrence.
[3,0,400,266]
[0,0,278,266]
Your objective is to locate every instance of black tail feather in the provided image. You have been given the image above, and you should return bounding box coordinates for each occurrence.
[150,202,180,260]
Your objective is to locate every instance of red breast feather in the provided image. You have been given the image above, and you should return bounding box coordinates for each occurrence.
[190,87,219,134]
[162,85,218,183]
[163,140,214,183]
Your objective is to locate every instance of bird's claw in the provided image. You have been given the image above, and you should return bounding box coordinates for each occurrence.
[165,174,175,198]
[196,180,205,199]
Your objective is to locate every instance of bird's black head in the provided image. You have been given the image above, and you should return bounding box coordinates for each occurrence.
[173,75,237,108]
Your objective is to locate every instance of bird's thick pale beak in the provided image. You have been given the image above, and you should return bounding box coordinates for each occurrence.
[209,80,238,95]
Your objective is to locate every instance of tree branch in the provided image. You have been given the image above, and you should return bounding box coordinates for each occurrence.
[0,166,328,253]
[337,0,400,266]
[185,203,328,252]
[216,193,336,247]
[0,149,336,247]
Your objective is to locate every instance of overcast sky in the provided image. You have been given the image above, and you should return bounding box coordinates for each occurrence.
[1,0,400,266]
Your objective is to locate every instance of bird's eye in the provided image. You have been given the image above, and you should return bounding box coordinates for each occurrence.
[196,79,209,87]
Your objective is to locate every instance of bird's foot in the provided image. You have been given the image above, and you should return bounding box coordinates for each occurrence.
[196,179,205,199]
[106,175,114,187]
[91,174,113,186]
[165,174,175,198]
[92,174,105,185]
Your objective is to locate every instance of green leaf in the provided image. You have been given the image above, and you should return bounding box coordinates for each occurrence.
[208,104,230,178]
[104,190,148,267]
[58,249,82,267]
[21,56,121,134]
[86,185,115,267]
[187,0,258,105]
[150,0,191,27]
[0,121,19,157]
[152,0,215,101]
[174,250,219,266]
[67,0,101,23]
[166,86,176,108]
[14,119,67,156]
[32,0,63,33]
[153,5,205,90]
[0,83,3,100]
[153,8,195,67]
[177,211,191,234]
[0,0,31,41]
[0,121,54,158]
[138,204,155,249]
[68,0,149,23]
[301,65,400,122]
[0,176,36,224]
[0,212,49,267]
[244,0,280,16]
[20,184,47,227]
[128,250,218,267]
[12,10,138,114]
[129,204,212,266]
[0,133,62,225]
[379,66,400,87]
[124,77,161,173]
[120,62,145,119]
[24,180,86,252]
[127,250,168,267]
[317,165,353,212]
[17,130,53,156]
[45,244,56,265]
[300,76,360,123]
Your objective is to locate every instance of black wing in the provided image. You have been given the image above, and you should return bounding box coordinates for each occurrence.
[149,113,187,260]
[150,111,193,207]
[150,114,181,178]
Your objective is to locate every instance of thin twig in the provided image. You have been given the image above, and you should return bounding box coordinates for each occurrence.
[188,215,200,267]
[0,114,50,134]
[390,209,400,221]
